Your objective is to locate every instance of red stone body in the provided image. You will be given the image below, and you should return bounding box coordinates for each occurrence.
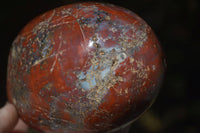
[7,2,165,133]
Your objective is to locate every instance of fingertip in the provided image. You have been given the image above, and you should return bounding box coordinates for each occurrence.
[12,119,29,133]
[0,102,19,133]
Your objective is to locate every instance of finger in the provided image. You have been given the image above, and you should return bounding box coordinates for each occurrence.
[12,119,29,133]
[0,102,18,133]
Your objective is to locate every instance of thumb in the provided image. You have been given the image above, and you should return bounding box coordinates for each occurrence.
[0,102,19,133]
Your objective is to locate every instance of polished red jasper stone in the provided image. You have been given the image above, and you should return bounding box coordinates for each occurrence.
[7,2,165,133]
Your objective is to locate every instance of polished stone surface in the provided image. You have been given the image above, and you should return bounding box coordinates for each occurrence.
[7,2,165,133]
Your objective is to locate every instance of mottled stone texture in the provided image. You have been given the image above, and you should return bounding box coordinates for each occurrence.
[7,2,165,133]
